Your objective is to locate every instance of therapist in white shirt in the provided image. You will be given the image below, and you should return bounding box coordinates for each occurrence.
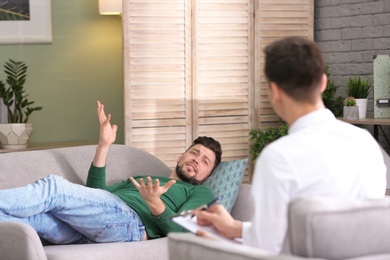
[195,36,387,254]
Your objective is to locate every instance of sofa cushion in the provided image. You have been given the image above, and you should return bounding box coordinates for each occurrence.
[288,196,390,260]
[202,158,248,212]
[44,237,168,260]
[0,144,172,190]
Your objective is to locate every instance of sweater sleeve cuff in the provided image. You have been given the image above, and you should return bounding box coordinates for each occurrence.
[86,163,107,188]
[151,207,172,221]
[242,221,252,244]
[88,163,106,176]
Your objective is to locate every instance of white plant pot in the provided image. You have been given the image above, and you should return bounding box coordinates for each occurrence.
[0,123,33,150]
[355,98,368,119]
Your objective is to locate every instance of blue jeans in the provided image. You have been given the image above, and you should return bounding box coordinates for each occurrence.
[0,175,145,244]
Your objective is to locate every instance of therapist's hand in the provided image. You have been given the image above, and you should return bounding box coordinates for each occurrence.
[194,204,243,239]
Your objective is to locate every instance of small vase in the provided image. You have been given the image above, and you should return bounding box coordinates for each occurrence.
[343,106,359,120]
[355,98,368,119]
[0,123,33,149]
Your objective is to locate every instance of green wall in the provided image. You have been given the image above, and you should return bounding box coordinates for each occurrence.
[0,0,124,144]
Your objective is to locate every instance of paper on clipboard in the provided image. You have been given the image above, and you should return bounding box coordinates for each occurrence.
[170,215,242,244]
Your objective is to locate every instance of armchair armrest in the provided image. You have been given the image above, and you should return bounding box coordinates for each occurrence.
[168,233,323,260]
[0,222,47,260]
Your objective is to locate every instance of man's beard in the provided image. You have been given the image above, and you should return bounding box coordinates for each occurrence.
[175,164,201,185]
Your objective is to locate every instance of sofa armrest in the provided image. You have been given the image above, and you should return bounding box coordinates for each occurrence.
[168,233,322,260]
[0,222,47,260]
[231,183,254,221]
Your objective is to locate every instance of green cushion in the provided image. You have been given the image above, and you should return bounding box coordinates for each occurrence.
[202,158,248,212]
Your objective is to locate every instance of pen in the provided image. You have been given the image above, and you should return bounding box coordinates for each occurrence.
[190,196,222,219]
[170,196,223,219]
[202,196,222,210]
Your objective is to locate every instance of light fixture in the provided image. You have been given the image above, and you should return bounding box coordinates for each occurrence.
[99,0,122,15]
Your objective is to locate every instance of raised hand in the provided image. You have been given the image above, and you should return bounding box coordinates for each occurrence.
[97,100,117,147]
[92,101,118,167]
[130,176,176,216]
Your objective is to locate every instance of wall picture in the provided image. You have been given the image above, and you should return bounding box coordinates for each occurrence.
[0,0,51,44]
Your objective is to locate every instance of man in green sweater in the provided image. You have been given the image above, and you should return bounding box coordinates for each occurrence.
[0,101,222,244]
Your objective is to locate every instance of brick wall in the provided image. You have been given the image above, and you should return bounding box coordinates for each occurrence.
[315,0,390,151]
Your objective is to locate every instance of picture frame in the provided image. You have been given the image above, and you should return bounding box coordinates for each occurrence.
[0,0,52,44]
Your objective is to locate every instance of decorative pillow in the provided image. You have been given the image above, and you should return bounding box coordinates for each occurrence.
[202,158,248,212]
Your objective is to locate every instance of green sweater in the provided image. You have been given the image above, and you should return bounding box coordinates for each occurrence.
[86,164,214,239]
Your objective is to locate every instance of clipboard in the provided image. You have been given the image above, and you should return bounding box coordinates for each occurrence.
[170,214,242,244]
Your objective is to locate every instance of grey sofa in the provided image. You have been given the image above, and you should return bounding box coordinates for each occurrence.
[0,144,253,260]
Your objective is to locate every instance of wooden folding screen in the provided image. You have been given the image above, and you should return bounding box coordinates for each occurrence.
[254,0,314,128]
[123,0,313,182]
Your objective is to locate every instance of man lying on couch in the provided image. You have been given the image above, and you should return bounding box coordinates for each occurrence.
[0,101,222,244]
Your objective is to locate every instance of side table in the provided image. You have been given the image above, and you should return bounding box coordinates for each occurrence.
[0,141,94,153]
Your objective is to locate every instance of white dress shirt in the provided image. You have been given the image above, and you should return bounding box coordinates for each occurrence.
[243,109,386,253]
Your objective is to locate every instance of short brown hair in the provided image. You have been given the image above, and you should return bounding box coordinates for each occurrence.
[188,136,222,170]
[264,37,325,103]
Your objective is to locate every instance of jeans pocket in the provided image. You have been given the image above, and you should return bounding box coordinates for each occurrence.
[93,223,130,243]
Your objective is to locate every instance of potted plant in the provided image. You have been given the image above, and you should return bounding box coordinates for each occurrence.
[343,96,359,120]
[249,123,288,163]
[322,66,344,117]
[0,59,43,149]
[346,76,372,118]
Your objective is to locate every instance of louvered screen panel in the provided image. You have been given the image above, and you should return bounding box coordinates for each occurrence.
[123,0,314,180]
[193,0,254,183]
[123,0,192,167]
[255,0,314,129]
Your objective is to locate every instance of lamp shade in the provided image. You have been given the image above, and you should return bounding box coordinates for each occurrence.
[99,0,122,15]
